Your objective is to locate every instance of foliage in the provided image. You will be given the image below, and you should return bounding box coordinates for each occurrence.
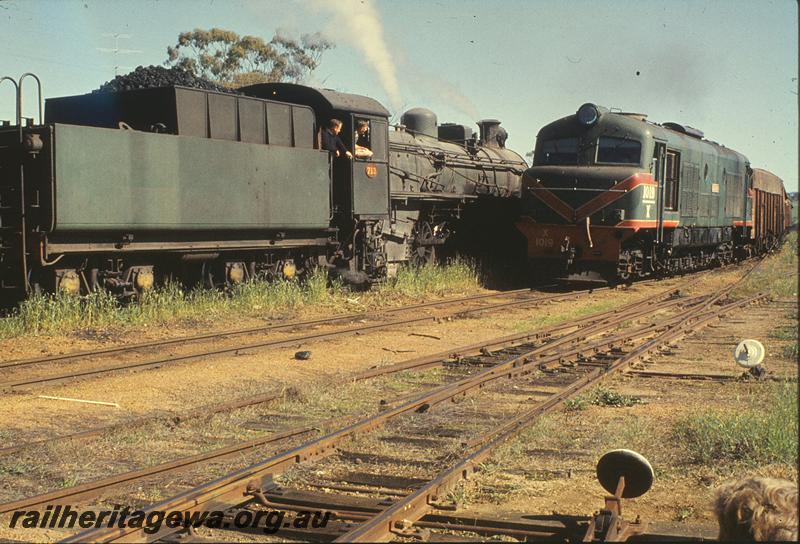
[375,257,480,301]
[672,382,798,466]
[736,231,798,299]
[0,269,337,338]
[565,386,642,411]
[771,321,799,360]
[564,396,589,411]
[784,342,798,360]
[165,28,333,86]
[590,386,643,407]
[0,262,484,339]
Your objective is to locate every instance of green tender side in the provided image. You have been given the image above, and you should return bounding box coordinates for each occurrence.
[52,124,331,231]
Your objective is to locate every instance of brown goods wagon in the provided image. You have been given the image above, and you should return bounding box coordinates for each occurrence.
[784,191,794,230]
[751,168,787,242]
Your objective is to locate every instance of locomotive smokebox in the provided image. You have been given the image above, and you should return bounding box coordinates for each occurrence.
[478,119,507,149]
[401,108,438,138]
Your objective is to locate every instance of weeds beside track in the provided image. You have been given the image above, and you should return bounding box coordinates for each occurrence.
[0,260,481,338]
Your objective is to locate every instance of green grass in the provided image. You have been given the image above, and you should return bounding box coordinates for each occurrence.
[565,386,643,411]
[770,321,799,360]
[770,324,797,341]
[672,382,798,467]
[492,416,572,464]
[736,231,798,299]
[374,257,480,301]
[445,481,474,507]
[0,260,482,339]
[509,298,622,333]
[0,459,40,477]
[58,474,81,488]
[273,378,386,420]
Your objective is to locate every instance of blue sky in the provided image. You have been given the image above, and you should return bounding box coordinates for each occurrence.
[1,0,797,190]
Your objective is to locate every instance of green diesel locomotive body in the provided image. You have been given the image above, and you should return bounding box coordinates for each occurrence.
[517,103,778,281]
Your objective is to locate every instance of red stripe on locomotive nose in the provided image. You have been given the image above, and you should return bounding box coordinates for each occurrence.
[575,173,655,221]
[527,172,656,224]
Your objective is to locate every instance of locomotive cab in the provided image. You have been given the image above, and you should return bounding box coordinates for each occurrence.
[338,113,390,219]
[240,83,391,279]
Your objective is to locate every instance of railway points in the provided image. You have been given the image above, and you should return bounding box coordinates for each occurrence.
[57,267,770,542]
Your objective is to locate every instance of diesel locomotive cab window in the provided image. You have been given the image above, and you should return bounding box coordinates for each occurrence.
[596,136,641,165]
[538,137,579,165]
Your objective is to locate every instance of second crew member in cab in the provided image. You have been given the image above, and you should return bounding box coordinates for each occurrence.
[354,119,373,158]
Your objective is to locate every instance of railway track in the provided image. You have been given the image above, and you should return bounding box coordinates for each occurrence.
[0,283,687,457]
[0,285,618,392]
[0,269,715,392]
[0,260,771,542]
[0,285,700,511]
[59,287,764,542]
[0,287,539,369]
[0,262,766,542]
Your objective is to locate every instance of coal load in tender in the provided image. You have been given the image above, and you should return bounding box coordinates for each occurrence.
[94,65,235,94]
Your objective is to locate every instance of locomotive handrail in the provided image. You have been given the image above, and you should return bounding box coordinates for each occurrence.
[19,72,43,126]
[0,76,20,127]
[390,165,510,197]
[39,240,65,267]
[391,125,521,161]
[390,142,525,167]
[391,146,525,177]
[389,165,446,191]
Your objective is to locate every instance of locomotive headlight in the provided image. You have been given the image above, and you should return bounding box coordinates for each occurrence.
[577,103,601,126]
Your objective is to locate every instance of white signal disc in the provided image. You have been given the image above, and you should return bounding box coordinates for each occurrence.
[734,339,765,368]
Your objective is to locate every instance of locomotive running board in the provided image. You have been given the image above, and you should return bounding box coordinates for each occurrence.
[44,237,332,254]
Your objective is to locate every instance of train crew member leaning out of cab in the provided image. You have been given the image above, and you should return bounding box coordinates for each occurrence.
[354,119,373,158]
[322,119,352,159]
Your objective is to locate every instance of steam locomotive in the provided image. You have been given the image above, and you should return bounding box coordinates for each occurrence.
[516,103,792,282]
[0,77,525,304]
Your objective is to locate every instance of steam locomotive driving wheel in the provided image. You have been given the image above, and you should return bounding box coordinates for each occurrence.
[409,220,436,267]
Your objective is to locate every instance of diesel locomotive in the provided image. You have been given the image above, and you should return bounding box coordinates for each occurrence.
[0,76,525,304]
[516,103,792,282]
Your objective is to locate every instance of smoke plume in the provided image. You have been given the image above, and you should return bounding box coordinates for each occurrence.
[311,0,402,109]
[403,67,480,122]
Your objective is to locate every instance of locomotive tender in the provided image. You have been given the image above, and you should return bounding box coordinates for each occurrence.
[0,78,524,304]
[516,103,791,282]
